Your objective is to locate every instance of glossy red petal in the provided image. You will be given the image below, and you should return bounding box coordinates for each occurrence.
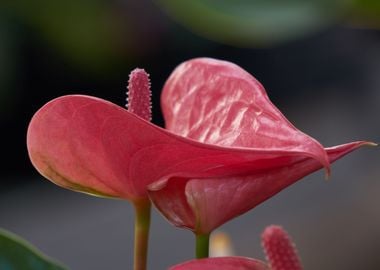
[169,257,268,270]
[27,95,331,201]
[149,141,371,234]
[161,57,330,172]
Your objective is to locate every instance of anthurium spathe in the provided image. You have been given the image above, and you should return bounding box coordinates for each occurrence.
[26,57,338,203]
[26,95,334,202]
[147,58,374,236]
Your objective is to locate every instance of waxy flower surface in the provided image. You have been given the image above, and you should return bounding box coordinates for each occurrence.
[27,58,372,234]
[148,58,372,234]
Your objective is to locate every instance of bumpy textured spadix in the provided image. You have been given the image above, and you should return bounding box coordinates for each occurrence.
[262,225,303,270]
[26,57,373,228]
[127,68,152,121]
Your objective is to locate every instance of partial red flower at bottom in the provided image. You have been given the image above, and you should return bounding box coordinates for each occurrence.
[169,257,269,270]
[169,224,302,270]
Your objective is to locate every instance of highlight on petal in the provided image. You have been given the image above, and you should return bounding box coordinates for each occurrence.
[169,256,268,270]
[149,141,372,234]
[161,57,330,172]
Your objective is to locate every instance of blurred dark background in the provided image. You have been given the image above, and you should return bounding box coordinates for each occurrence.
[1,1,379,269]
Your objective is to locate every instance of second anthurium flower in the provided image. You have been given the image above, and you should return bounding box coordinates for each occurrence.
[27,57,373,262]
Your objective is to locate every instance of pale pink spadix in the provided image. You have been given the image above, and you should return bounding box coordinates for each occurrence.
[262,225,303,270]
[127,68,152,122]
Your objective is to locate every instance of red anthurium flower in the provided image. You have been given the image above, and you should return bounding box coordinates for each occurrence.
[169,257,269,270]
[27,58,373,231]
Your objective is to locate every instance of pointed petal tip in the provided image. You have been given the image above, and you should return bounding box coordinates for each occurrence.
[365,141,378,147]
[353,140,377,147]
[318,151,331,180]
[324,160,332,180]
[323,140,376,181]
[324,164,331,180]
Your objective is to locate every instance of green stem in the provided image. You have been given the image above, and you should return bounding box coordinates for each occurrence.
[195,233,210,259]
[133,199,151,270]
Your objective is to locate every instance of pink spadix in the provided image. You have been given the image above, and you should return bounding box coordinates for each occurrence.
[127,68,152,122]
[262,225,303,270]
